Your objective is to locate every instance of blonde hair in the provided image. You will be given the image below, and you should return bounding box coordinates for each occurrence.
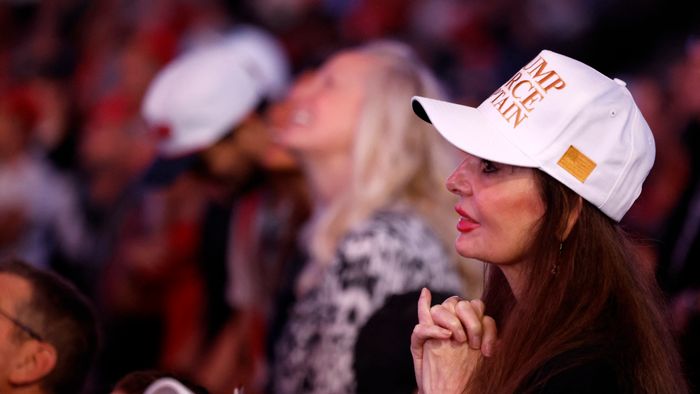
[302,40,482,296]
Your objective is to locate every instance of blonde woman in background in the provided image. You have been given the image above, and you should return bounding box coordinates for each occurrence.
[269,41,481,394]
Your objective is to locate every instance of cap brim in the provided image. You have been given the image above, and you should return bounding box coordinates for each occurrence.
[412,96,538,168]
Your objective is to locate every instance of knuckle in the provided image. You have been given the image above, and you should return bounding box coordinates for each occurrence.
[456,300,472,312]
[470,299,486,314]
[468,322,483,335]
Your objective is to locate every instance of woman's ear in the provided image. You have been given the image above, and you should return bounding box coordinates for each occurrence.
[561,196,583,241]
[8,341,57,386]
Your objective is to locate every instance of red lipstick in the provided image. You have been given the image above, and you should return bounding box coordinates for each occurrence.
[455,206,479,233]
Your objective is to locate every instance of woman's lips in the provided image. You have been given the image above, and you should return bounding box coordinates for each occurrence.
[455,206,480,233]
[457,218,480,233]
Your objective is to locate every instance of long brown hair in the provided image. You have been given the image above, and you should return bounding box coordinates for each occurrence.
[467,170,687,393]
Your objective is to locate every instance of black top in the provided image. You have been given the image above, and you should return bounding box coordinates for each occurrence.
[356,292,624,394]
[524,350,622,394]
[353,290,455,394]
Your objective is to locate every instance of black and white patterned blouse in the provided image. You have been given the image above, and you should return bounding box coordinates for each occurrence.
[272,209,464,394]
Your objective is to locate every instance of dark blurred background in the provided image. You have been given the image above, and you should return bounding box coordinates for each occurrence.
[0,0,699,393]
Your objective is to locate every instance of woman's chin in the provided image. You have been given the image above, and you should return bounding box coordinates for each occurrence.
[454,238,477,260]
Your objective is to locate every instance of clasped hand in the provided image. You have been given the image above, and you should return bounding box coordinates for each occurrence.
[410,288,498,394]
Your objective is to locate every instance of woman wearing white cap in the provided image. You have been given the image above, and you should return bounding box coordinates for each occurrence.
[270,41,480,393]
[410,50,688,393]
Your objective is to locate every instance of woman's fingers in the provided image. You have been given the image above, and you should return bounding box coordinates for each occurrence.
[418,287,434,325]
[425,296,498,353]
[431,304,468,343]
[426,294,470,343]
[470,299,485,318]
[481,315,498,357]
[455,300,484,349]
[441,295,461,313]
[410,323,452,365]
[411,323,452,343]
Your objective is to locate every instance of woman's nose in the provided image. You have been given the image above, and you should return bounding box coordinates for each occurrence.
[446,166,473,197]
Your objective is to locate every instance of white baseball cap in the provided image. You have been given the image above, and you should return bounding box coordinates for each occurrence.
[220,25,290,101]
[142,26,289,158]
[412,50,655,221]
[144,378,194,394]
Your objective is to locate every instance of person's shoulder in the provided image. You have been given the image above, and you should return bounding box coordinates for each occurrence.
[334,208,460,288]
[354,289,457,394]
[336,209,450,270]
[343,208,437,246]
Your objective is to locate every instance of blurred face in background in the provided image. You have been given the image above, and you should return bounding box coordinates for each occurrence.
[0,273,33,390]
[274,51,376,159]
[264,73,315,172]
[199,115,269,188]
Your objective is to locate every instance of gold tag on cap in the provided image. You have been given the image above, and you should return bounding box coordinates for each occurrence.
[557,145,597,183]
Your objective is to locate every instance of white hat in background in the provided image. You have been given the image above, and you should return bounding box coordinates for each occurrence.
[412,49,655,221]
[143,378,194,394]
[141,25,290,158]
[221,25,290,101]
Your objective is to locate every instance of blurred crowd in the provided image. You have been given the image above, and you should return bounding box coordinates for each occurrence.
[0,0,699,393]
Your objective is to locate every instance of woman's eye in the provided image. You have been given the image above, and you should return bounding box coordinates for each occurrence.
[481,160,499,173]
